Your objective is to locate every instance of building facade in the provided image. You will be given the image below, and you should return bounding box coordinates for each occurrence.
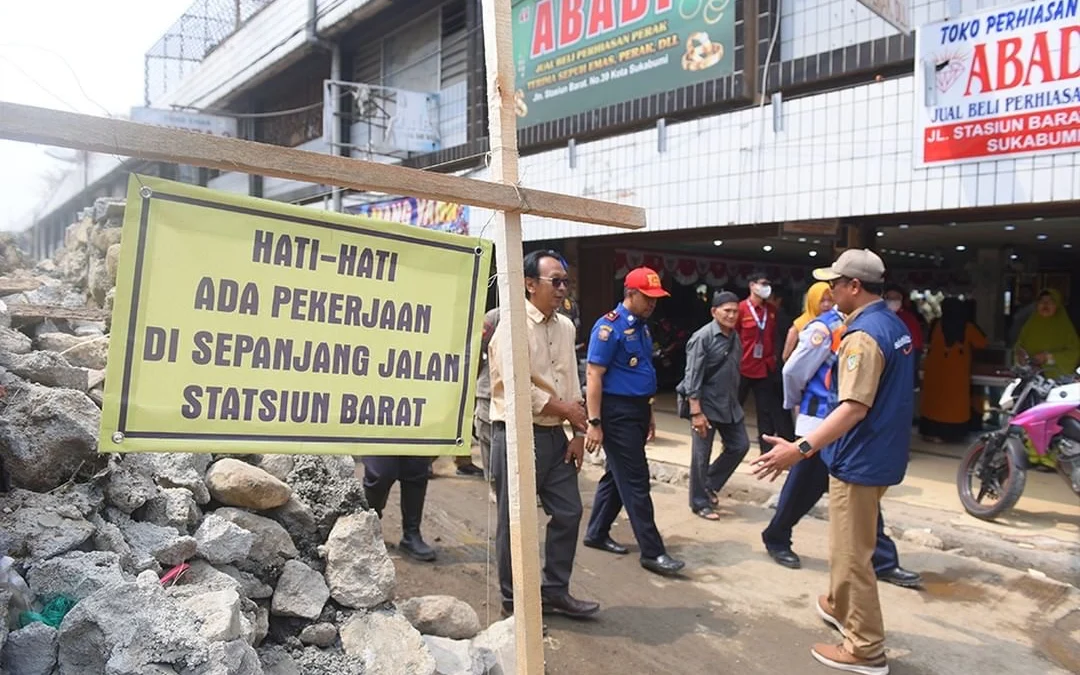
[24,0,1080,346]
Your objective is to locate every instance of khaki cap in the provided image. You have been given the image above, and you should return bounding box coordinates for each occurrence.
[812,248,886,283]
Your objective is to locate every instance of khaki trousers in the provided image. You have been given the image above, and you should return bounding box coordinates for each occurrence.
[826,475,888,660]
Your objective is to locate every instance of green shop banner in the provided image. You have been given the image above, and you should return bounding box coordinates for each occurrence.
[512,0,736,127]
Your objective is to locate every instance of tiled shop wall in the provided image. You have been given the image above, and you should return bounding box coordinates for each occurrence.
[467,76,1080,242]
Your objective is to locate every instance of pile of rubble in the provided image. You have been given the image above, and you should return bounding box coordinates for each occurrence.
[0,199,514,675]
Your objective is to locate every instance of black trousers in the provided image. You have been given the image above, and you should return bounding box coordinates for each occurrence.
[585,395,666,560]
[738,373,794,454]
[362,455,430,517]
[761,452,900,574]
[491,423,583,603]
[689,418,750,511]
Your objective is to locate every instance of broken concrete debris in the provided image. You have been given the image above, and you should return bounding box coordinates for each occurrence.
[0,197,512,674]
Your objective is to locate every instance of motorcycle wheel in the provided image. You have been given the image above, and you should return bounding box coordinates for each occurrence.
[956,436,1026,520]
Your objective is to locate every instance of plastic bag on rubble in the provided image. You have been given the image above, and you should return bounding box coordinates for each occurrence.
[0,555,32,629]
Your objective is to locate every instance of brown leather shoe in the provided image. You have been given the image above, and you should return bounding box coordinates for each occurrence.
[816,595,844,634]
[541,593,600,619]
[810,643,888,675]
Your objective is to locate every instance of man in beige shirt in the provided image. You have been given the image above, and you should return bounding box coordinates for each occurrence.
[489,250,599,619]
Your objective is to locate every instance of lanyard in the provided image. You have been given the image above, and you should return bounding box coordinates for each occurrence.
[747,302,767,332]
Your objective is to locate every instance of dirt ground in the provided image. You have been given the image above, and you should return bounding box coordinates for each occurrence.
[365,457,1079,675]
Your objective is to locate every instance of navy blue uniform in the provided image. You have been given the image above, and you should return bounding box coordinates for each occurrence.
[584,304,667,560]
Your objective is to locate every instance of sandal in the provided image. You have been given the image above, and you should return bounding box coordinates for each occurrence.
[694,507,721,521]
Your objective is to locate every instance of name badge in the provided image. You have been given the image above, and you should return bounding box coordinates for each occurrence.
[752,343,764,359]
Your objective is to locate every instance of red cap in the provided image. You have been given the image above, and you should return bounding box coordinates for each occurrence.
[624,267,670,298]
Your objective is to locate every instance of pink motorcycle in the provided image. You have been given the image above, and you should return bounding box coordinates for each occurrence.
[957,366,1080,520]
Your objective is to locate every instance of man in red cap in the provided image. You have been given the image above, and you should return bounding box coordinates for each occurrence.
[582,267,686,577]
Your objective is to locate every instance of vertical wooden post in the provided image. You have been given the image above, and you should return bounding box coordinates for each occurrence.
[480,1,545,673]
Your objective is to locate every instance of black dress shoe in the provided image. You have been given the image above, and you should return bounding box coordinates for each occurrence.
[583,536,629,555]
[455,463,485,478]
[877,566,922,588]
[641,554,685,577]
[767,548,802,569]
[541,593,600,619]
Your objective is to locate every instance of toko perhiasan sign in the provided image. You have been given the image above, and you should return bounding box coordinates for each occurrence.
[914,0,1080,167]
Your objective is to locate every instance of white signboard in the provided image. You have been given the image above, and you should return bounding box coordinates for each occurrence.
[914,1,1080,167]
[130,107,238,138]
[385,91,440,154]
[857,0,911,34]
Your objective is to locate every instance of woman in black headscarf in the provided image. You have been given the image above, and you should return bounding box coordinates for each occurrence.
[918,297,988,443]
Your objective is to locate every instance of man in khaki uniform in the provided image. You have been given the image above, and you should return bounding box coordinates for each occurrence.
[753,249,914,675]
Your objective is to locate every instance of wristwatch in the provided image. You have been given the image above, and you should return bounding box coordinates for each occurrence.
[797,439,814,456]
[588,417,602,427]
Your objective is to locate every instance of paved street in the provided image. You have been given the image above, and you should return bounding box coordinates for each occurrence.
[370,456,1080,675]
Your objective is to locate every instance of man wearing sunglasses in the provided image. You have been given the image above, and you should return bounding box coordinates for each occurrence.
[752,249,914,675]
[488,250,599,619]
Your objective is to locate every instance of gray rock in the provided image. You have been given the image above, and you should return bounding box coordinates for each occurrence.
[137,570,160,587]
[0,327,31,355]
[34,333,108,370]
[0,489,95,561]
[56,582,209,674]
[0,381,102,492]
[165,560,242,600]
[116,512,197,567]
[6,350,91,390]
[2,622,58,675]
[0,589,10,654]
[218,565,273,599]
[251,606,269,647]
[88,254,110,307]
[194,513,255,565]
[181,639,262,675]
[106,243,121,286]
[141,453,213,505]
[180,589,244,642]
[104,458,160,514]
[472,618,515,675]
[270,560,329,620]
[90,513,136,572]
[283,456,367,540]
[289,646,366,673]
[205,459,292,510]
[325,512,395,609]
[298,622,337,648]
[27,551,127,601]
[213,508,298,566]
[141,488,202,534]
[340,609,436,675]
[423,635,495,675]
[254,455,294,482]
[258,646,300,675]
[267,496,318,550]
[399,595,481,640]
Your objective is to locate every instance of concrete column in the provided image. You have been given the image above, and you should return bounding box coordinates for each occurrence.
[973,248,1006,343]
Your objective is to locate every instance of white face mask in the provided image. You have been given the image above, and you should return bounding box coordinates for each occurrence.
[755,284,772,300]
[886,299,902,312]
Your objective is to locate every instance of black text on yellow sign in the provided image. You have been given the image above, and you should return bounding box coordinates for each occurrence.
[101,176,492,456]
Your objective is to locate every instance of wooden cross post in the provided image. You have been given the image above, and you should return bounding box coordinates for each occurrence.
[481,0,545,671]
[0,6,645,667]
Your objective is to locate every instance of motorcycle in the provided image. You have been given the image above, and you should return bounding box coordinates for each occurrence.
[956,359,1080,520]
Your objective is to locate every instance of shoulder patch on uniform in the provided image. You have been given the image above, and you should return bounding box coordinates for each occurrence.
[597,325,613,341]
[846,353,861,371]
[604,310,619,321]
[563,298,572,310]
[810,330,826,347]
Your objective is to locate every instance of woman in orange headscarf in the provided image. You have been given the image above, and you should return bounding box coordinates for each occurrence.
[782,282,834,361]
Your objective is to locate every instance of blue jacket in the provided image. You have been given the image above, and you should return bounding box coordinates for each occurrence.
[821,302,915,487]
[799,308,846,419]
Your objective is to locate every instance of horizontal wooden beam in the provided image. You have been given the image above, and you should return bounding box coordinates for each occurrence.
[0,102,646,231]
